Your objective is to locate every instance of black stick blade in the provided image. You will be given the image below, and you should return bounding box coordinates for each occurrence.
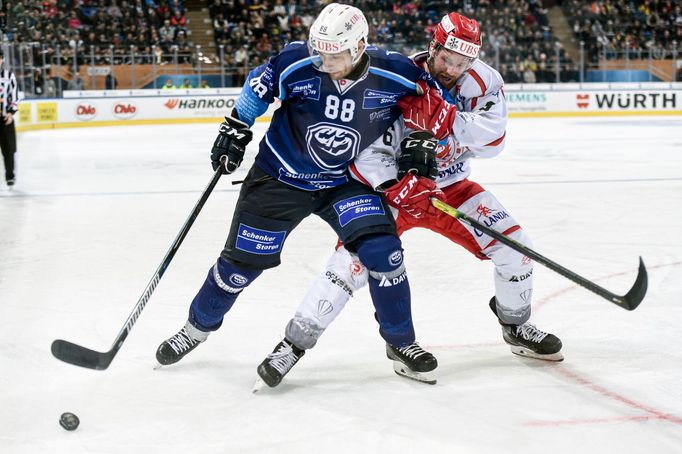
[616,257,648,311]
[51,339,114,371]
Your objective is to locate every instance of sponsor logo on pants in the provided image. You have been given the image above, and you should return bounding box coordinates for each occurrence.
[235,224,287,255]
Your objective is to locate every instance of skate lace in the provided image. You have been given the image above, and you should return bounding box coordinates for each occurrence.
[167,328,199,354]
[398,342,427,359]
[267,342,298,375]
[516,323,548,343]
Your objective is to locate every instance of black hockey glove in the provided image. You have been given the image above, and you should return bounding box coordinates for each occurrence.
[397,130,439,180]
[210,114,253,174]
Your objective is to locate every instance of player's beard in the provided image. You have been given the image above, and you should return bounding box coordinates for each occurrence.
[427,56,459,90]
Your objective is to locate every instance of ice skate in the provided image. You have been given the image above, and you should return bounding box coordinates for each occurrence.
[6,178,14,190]
[251,377,267,393]
[255,339,305,389]
[489,298,563,361]
[386,342,438,384]
[155,321,209,367]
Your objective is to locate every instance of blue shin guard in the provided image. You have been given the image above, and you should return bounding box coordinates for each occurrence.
[188,257,262,331]
[354,234,415,346]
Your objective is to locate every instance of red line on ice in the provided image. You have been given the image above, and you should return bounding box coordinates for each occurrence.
[527,260,682,427]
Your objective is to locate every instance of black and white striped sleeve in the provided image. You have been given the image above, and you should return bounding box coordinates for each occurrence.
[6,70,18,114]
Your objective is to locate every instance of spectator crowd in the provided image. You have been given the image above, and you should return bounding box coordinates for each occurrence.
[1,0,680,94]
[208,0,576,84]
[564,0,681,62]
[2,0,191,68]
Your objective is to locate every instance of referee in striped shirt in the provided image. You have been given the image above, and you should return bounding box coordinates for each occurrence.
[0,48,18,187]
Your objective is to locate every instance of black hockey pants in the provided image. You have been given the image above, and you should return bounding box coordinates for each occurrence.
[0,119,17,182]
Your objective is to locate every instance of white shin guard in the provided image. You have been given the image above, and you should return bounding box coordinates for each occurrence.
[486,229,534,325]
[285,247,369,350]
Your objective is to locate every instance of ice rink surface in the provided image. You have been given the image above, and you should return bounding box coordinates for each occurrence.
[1,116,681,453]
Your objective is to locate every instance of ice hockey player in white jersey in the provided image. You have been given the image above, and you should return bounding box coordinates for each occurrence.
[256,12,562,388]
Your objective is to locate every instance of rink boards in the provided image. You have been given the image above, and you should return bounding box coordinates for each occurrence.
[15,82,682,132]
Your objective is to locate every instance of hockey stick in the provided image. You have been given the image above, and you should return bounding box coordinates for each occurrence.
[430,198,647,310]
[51,160,228,370]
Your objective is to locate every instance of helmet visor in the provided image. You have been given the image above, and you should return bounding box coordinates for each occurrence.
[308,41,354,75]
[438,47,476,73]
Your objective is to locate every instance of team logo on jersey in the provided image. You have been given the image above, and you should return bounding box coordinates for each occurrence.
[362,89,403,109]
[435,138,464,168]
[288,77,321,101]
[334,195,385,227]
[306,122,361,170]
[228,273,248,287]
[436,138,469,179]
[388,250,403,267]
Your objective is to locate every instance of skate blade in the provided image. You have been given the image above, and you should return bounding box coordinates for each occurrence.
[509,345,564,362]
[252,377,266,393]
[392,361,437,385]
[153,361,164,370]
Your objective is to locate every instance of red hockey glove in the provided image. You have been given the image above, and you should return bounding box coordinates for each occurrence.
[384,172,445,219]
[398,80,457,140]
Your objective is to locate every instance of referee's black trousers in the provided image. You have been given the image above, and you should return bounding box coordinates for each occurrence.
[0,120,16,182]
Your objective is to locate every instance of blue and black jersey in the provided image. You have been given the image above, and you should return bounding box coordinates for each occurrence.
[234,42,436,191]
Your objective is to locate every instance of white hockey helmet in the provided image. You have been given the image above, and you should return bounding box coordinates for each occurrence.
[308,3,369,68]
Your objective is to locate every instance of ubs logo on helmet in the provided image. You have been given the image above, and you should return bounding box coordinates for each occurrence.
[311,37,340,53]
[306,122,360,170]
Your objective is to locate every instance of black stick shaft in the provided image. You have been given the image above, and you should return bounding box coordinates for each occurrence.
[52,163,226,369]
[110,164,226,353]
[431,198,647,310]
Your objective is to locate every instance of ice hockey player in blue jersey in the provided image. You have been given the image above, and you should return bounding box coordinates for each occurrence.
[155,3,439,384]
[253,11,564,390]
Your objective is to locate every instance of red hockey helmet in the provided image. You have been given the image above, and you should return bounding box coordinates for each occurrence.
[431,12,481,60]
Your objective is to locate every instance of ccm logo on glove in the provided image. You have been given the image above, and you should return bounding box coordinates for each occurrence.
[402,137,437,151]
[384,173,444,219]
[391,174,419,205]
[211,114,254,174]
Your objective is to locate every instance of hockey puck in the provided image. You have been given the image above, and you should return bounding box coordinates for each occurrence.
[59,412,80,431]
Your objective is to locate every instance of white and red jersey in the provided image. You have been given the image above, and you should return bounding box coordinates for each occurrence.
[350,51,507,190]
[286,53,535,352]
